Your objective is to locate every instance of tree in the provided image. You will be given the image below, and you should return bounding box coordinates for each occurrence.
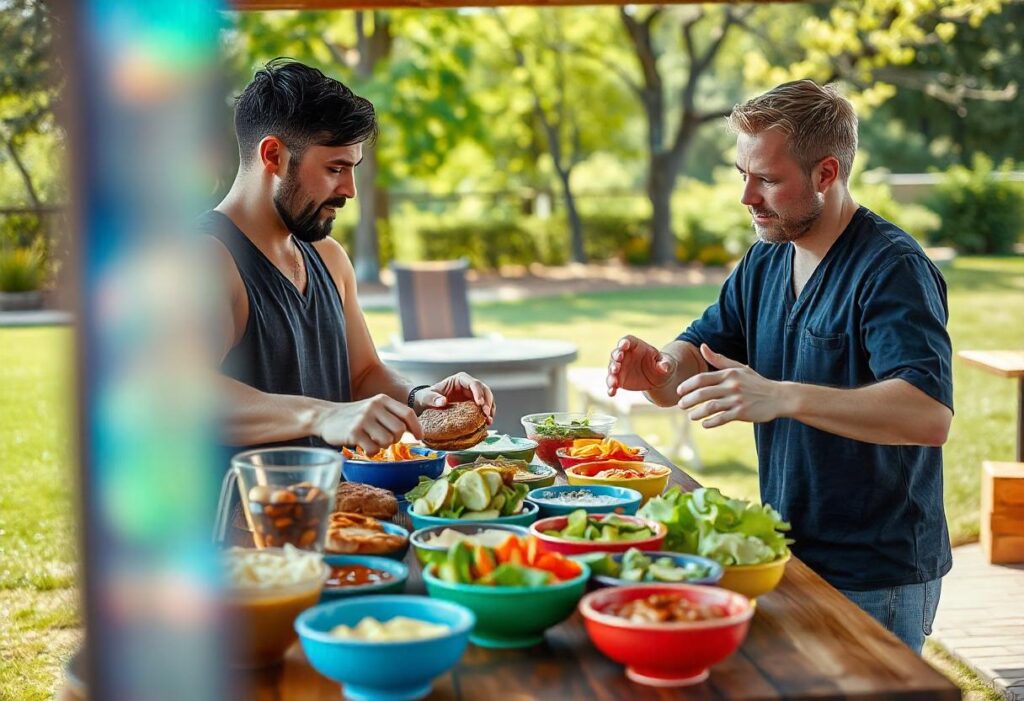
[580,0,1008,265]
[0,0,60,209]
[485,8,634,264]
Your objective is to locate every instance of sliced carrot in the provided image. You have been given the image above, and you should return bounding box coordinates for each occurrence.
[525,535,542,566]
[472,545,497,578]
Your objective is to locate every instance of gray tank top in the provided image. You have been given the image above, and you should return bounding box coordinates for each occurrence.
[202,210,352,450]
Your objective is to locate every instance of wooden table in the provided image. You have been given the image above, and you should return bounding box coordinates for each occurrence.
[61,436,960,701]
[958,350,1024,461]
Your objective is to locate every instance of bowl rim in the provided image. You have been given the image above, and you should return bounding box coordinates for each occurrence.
[341,446,446,468]
[519,411,618,428]
[579,583,754,631]
[449,435,539,455]
[409,523,531,551]
[526,484,644,505]
[295,594,476,646]
[320,554,409,595]
[565,460,672,480]
[589,550,725,585]
[406,499,540,523]
[422,559,591,594]
[554,446,648,459]
[529,513,667,545]
[721,550,792,571]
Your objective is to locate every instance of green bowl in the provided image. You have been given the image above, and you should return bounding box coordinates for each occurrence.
[445,435,538,466]
[513,461,557,489]
[423,562,590,648]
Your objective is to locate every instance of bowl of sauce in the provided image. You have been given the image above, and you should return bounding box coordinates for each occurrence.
[320,554,409,599]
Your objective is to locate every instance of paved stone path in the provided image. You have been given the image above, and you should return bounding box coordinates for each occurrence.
[931,543,1024,700]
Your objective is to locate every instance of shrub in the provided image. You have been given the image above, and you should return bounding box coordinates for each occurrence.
[926,155,1024,254]
[0,247,46,292]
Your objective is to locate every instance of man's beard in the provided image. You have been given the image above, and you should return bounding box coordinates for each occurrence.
[273,167,346,243]
[751,191,824,244]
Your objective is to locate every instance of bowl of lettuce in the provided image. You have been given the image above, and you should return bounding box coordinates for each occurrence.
[637,487,793,598]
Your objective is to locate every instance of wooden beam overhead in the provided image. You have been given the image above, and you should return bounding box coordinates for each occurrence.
[230,0,770,9]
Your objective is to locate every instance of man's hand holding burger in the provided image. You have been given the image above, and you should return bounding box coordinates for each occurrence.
[414,372,495,425]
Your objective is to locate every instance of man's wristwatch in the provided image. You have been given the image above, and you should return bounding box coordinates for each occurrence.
[407,384,432,409]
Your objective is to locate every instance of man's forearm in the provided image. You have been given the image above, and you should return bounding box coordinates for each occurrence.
[221,376,331,446]
[351,362,413,406]
[781,378,951,446]
[644,341,707,407]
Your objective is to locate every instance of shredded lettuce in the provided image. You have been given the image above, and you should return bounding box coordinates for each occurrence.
[637,487,792,566]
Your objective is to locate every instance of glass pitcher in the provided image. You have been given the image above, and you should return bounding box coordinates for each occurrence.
[214,447,342,552]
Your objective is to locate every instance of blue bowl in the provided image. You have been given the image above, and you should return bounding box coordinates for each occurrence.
[321,555,409,600]
[590,551,724,588]
[341,447,446,494]
[377,522,411,561]
[407,500,539,532]
[296,595,475,701]
[525,484,643,518]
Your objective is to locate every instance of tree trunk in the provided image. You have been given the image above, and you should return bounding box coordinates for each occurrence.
[649,153,675,266]
[3,134,41,207]
[555,166,585,263]
[349,10,391,285]
[354,143,380,284]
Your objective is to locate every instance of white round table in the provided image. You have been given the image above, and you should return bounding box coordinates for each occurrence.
[379,337,579,436]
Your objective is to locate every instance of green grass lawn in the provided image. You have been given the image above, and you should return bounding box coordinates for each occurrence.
[0,256,1021,700]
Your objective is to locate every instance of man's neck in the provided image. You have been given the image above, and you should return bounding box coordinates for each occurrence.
[216,175,292,253]
[792,191,859,265]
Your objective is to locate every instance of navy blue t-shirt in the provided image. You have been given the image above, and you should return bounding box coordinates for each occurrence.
[678,206,953,590]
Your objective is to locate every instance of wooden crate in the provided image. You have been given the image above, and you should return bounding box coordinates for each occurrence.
[981,461,1024,564]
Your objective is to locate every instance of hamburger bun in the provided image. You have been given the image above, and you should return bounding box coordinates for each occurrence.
[420,401,488,451]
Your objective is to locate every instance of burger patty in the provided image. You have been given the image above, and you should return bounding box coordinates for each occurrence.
[421,401,487,450]
[424,424,489,451]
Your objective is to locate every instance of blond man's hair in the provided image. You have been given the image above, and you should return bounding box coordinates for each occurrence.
[728,80,858,183]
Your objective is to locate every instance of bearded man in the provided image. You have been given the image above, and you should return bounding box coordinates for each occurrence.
[606,80,953,653]
[204,59,493,455]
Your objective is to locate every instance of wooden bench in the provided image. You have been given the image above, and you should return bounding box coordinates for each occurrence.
[982,460,1024,564]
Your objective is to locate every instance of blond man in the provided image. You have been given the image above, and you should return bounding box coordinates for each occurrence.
[607,80,952,653]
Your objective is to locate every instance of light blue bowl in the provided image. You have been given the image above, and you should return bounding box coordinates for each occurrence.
[407,500,539,531]
[296,595,475,701]
[321,555,409,600]
[341,447,446,494]
[526,484,643,518]
[409,523,530,566]
[590,551,724,588]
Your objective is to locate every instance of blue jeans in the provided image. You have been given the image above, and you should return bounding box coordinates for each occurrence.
[838,578,942,654]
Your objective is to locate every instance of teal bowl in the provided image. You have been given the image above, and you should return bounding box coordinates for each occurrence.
[445,435,538,466]
[410,523,530,567]
[526,485,643,518]
[296,595,474,701]
[423,561,590,648]
[407,501,539,532]
[321,555,408,600]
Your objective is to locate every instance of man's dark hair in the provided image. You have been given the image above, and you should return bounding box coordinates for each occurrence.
[234,58,378,167]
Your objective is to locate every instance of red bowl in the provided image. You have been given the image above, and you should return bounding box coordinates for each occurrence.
[529,514,666,555]
[579,584,753,687]
[555,447,648,471]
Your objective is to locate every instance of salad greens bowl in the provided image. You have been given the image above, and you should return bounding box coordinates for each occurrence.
[637,486,793,598]
[520,412,616,469]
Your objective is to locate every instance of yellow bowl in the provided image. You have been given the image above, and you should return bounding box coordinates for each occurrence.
[717,551,791,599]
[564,460,671,505]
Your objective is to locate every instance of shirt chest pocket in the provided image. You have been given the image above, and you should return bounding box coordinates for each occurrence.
[795,326,849,383]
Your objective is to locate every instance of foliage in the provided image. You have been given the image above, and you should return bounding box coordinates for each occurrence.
[0,0,61,208]
[0,246,45,292]
[926,154,1024,254]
